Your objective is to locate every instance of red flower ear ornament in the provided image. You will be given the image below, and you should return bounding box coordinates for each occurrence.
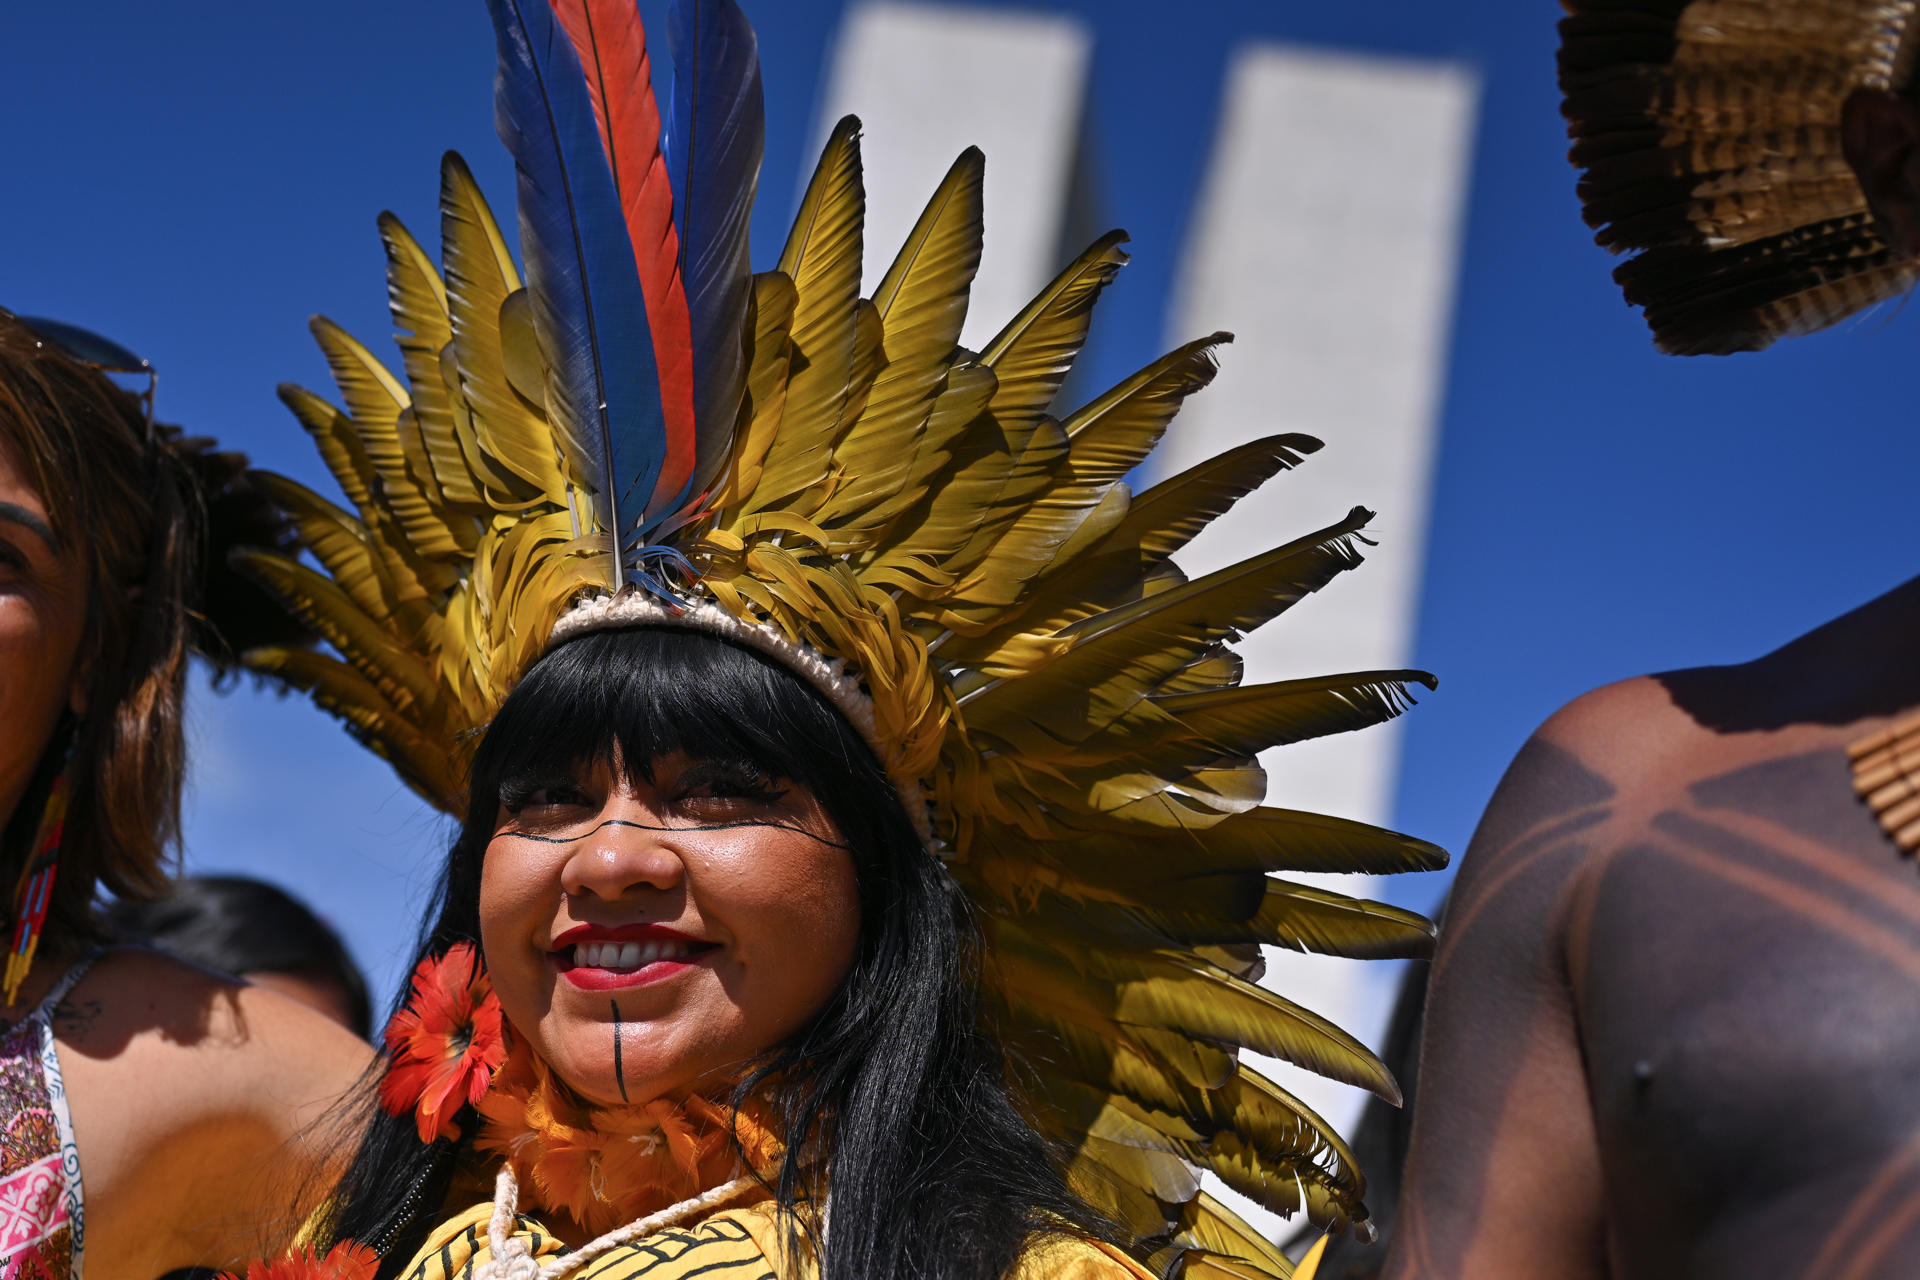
[379,940,508,1144]
[218,1241,380,1280]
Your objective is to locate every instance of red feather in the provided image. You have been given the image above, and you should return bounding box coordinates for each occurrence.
[549,0,698,509]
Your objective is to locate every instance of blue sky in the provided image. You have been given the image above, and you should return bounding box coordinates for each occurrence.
[9,0,1920,1005]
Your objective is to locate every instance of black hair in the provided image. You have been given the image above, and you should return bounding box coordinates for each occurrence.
[103,874,372,1037]
[321,626,1116,1280]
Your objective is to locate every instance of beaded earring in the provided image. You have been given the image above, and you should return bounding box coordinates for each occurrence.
[3,721,80,1006]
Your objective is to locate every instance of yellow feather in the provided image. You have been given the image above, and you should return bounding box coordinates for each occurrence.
[276,382,378,518]
[752,118,866,513]
[1179,1194,1301,1278]
[233,550,439,716]
[833,298,887,452]
[379,210,486,517]
[1121,434,1322,563]
[961,508,1374,746]
[308,315,467,563]
[821,149,984,530]
[1252,879,1435,959]
[711,272,799,517]
[992,919,1398,1100]
[309,314,409,431]
[945,434,1319,664]
[1153,645,1241,696]
[439,152,565,502]
[1059,1146,1176,1245]
[1181,806,1449,877]
[943,336,1229,618]
[994,968,1237,1093]
[1047,1077,1341,1223]
[852,361,999,538]
[496,291,554,450]
[273,384,458,606]
[1003,857,1433,962]
[393,407,448,529]
[1159,670,1435,756]
[1294,1235,1329,1280]
[979,231,1129,428]
[905,417,1068,624]
[994,811,1445,920]
[1180,1255,1292,1280]
[1226,1068,1360,1186]
[246,472,394,625]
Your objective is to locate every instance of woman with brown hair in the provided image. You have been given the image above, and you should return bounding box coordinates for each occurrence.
[0,308,369,1278]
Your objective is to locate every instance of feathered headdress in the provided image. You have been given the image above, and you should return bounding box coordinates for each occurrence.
[1560,0,1920,354]
[237,0,1446,1272]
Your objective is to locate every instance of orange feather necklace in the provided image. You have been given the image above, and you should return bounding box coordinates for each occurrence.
[474,1036,784,1237]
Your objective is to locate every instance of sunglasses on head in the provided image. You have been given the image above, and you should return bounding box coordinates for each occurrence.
[18,316,157,439]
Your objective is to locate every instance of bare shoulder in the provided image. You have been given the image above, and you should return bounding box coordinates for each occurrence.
[1535,674,1694,756]
[59,948,370,1117]
[1462,654,1875,878]
[48,950,373,1270]
[1446,677,1680,894]
[1531,674,1712,796]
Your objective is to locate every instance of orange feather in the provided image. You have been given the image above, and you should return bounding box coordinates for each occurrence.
[548,0,698,510]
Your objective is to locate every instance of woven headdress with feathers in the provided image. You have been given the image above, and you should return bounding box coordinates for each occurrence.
[1560,0,1920,353]
[237,0,1446,1272]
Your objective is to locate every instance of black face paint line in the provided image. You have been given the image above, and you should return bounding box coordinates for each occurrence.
[612,998,629,1103]
[492,816,850,850]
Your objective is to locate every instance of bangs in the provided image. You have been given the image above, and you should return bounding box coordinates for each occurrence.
[471,626,883,818]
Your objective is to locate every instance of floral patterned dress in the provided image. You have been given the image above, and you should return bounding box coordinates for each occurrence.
[0,954,96,1280]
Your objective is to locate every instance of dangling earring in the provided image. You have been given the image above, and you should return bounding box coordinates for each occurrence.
[4,720,81,1006]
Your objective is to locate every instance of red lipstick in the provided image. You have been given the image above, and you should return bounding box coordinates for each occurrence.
[550,923,717,990]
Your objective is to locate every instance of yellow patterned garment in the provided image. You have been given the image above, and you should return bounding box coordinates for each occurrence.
[402,1198,1161,1280]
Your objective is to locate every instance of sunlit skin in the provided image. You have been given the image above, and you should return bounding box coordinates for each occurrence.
[247,970,364,1037]
[0,432,87,837]
[480,750,862,1109]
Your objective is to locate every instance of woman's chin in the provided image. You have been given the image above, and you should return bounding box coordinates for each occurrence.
[535,1030,699,1110]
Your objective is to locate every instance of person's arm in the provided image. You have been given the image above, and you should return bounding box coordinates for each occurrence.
[173,977,375,1263]
[1384,685,1662,1279]
[58,951,373,1274]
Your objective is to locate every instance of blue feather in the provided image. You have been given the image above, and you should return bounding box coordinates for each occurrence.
[486,0,666,585]
[664,0,763,506]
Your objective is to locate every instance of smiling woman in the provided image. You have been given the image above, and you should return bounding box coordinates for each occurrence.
[321,626,1126,1276]
[227,0,1448,1276]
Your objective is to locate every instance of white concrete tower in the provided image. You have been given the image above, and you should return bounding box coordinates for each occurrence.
[810,0,1092,342]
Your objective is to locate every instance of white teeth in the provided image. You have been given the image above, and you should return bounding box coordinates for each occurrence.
[571,939,692,969]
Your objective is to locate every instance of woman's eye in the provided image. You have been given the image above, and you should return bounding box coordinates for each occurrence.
[506,783,590,813]
[681,765,784,805]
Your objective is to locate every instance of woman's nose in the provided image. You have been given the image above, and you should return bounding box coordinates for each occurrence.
[559,809,688,900]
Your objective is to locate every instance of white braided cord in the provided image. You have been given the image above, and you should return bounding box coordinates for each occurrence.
[471,1163,760,1280]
